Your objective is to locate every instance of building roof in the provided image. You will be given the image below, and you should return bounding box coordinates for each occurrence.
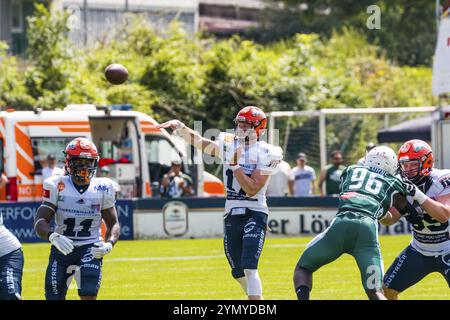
[199,0,264,9]
[199,15,259,33]
[59,0,198,11]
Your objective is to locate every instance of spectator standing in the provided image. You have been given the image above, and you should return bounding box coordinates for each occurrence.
[41,154,64,181]
[289,153,316,196]
[319,151,345,196]
[266,158,291,196]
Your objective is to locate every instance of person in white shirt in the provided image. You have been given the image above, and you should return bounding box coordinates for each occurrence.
[289,153,316,196]
[266,156,291,197]
[41,154,65,181]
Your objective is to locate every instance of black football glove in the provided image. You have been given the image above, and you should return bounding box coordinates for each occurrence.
[403,179,417,197]
[400,200,424,225]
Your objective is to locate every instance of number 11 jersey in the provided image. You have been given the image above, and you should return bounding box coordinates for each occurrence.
[43,175,116,246]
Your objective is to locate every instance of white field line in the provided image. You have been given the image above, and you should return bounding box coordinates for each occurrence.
[109,254,224,262]
[266,244,306,248]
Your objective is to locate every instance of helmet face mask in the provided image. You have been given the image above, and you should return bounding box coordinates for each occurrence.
[234,121,257,143]
[64,138,99,185]
[399,159,421,182]
[67,157,98,184]
[397,139,433,184]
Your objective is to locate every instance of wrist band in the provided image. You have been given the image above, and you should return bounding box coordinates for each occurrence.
[230,164,240,172]
[414,188,429,205]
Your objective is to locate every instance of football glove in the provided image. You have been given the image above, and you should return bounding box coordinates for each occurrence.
[403,179,429,205]
[401,201,425,225]
[91,241,113,259]
[49,232,74,255]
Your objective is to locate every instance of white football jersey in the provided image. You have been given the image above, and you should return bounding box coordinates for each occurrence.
[0,212,21,258]
[408,168,450,256]
[215,132,283,214]
[43,175,116,246]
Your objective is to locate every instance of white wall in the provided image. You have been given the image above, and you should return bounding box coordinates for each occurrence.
[133,204,413,239]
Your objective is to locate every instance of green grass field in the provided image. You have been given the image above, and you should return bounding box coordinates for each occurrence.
[21,235,449,300]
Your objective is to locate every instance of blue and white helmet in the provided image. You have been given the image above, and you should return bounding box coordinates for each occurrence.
[364,146,398,176]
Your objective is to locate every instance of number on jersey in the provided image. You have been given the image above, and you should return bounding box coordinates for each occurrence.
[63,218,93,237]
[348,168,383,195]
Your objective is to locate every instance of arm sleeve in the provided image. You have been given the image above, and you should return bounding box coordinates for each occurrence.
[395,178,407,197]
[212,132,226,162]
[42,177,58,206]
[437,175,450,198]
[214,132,238,163]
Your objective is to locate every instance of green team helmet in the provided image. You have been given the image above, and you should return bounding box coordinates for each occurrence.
[364,146,398,176]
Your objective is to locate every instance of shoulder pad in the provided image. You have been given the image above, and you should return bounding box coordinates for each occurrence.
[260,143,283,160]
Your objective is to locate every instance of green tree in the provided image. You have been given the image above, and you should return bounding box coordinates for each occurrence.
[252,0,436,66]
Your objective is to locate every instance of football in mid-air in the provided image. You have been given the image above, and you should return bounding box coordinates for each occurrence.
[104,63,128,85]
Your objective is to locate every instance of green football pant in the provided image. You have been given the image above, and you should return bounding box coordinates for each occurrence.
[297,211,383,291]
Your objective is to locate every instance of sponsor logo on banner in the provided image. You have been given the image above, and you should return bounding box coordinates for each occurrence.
[265,211,412,236]
[162,201,188,237]
[0,200,134,243]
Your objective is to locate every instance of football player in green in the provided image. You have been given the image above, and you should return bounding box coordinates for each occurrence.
[293,146,418,300]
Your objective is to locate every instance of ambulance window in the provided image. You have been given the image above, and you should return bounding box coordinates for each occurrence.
[145,136,183,185]
[145,137,179,166]
[31,137,79,171]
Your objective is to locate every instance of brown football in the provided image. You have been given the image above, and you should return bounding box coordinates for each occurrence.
[104,63,128,85]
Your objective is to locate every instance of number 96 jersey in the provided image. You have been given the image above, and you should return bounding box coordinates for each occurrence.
[215,132,283,214]
[43,175,116,246]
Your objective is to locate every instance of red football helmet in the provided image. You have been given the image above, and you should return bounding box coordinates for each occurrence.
[64,137,99,183]
[234,106,267,138]
[397,139,434,183]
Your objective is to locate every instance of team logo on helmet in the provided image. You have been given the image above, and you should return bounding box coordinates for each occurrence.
[399,143,410,153]
[413,143,425,153]
[67,141,77,150]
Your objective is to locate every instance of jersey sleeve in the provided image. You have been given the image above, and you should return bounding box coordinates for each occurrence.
[42,176,59,205]
[102,179,116,210]
[214,131,236,162]
[394,177,407,197]
[437,172,450,197]
[257,144,283,175]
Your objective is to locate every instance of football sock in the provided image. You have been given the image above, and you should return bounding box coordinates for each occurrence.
[295,285,310,300]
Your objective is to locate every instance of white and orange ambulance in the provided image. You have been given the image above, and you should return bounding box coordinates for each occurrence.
[0,104,224,201]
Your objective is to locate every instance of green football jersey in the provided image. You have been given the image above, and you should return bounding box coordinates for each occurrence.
[337,165,406,220]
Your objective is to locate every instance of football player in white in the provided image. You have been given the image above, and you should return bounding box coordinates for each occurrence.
[382,140,450,299]
[0,173,23,300]
[34,138,120,300]
[158,106,283,300]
